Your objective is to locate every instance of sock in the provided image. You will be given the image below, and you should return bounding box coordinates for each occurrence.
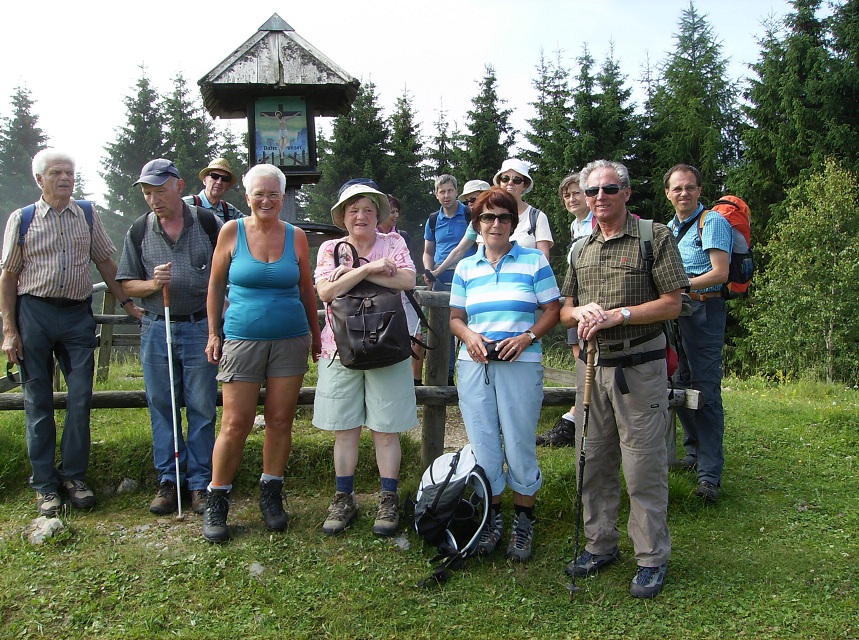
[515,504,535,522]
[380,477,398,493]
[260,473,283,483]
[208,482,232,493]
[563,412,575,422]
[335,475,354,494]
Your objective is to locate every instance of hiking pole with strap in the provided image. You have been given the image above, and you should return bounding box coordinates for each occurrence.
[163,285,184,521]
[567,340,596,597]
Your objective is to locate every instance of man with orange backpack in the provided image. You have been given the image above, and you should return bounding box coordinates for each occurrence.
[664,164,733,503]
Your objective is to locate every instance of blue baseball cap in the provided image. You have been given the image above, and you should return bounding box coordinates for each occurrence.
[133,159,181,186]
[337,177,379,199]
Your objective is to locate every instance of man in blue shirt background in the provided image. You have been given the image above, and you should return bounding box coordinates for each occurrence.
[665,164,733,503]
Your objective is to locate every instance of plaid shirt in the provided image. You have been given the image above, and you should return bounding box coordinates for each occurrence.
[1,198,115,300]
[561,213,688,341]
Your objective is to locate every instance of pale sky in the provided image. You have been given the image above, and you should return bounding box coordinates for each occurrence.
[1,0,791,201]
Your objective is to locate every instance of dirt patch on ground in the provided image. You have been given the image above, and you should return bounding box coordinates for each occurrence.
[405,406,469,452]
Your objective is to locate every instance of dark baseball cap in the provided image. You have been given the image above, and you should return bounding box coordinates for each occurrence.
[133,159,181,186]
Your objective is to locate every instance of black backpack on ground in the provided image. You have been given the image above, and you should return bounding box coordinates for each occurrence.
[408,444,491,586]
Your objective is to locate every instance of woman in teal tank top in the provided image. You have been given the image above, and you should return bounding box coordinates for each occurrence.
[201,165,322,543]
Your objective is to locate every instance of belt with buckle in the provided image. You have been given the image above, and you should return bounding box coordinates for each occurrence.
[598,329,662,353]
[23,294,87,308]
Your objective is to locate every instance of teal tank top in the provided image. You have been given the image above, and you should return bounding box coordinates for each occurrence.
[223,219,309,340]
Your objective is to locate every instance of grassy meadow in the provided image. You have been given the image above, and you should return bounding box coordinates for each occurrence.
[0,357,856,639]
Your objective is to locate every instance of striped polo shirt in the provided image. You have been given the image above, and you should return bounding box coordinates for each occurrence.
[0,198,115,300]
[450,242,560,363]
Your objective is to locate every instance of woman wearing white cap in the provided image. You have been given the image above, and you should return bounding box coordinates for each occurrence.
[312,181,419,538]
[492,158,553,261]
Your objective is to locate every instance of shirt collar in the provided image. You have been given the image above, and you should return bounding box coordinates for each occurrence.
[197,190,214,209]
[476,241,523,265]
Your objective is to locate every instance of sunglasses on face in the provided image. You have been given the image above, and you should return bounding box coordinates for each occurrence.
[478,212,515,224]
[208,173,231,182]
[464,197,478,205]
[584,184,623,197]
[499,175,526,185]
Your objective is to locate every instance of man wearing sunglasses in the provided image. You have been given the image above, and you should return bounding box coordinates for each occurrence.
[664,164,732,504]
[183,158,244,223]
[560,160,688,599]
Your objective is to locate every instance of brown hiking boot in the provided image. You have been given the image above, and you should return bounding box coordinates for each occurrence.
[149,481,178,515]
[372,491,399,536]
[322,491,358,535]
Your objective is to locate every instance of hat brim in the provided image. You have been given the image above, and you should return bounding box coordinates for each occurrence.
[133,174,174,187]
[330,185,391,229]
[199,167,237,184]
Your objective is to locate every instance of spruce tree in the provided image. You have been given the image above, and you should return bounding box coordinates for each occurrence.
[460,65,515,182]
[0,85,48,224]
[163,72,217,194]
[101,68,169,222]
[302,81,391,223]
[426,101,462,181]
[387,89,433,230]
[647,1,739,219]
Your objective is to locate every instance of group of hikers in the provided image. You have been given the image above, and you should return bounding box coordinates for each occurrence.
[1,148,733,599]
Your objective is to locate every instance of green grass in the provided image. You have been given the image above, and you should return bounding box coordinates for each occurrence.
[0,364,856,639]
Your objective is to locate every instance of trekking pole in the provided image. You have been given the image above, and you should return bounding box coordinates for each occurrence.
[163,284,184,521]
[567,340,596,597]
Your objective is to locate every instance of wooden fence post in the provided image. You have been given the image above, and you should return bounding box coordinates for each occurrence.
[418,289,451,471]
[97,290,117,383]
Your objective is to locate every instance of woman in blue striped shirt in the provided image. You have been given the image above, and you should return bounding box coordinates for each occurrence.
[449,187,561,562]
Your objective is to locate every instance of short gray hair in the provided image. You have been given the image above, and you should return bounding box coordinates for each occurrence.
[579,160,630,190]
[435,174,457,192]
[243,164,287,193]
[32,149,75,182]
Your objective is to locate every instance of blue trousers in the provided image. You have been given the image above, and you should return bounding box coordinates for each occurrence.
[18,295,97,493]
[140,315,217,490]
[676,297,727,486]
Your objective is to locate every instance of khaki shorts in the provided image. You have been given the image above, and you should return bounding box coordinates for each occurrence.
[312,357,418,433]
[217,334,311,383]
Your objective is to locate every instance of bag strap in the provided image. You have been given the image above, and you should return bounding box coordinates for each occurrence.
[18,200,93,246]
[333,240,361,268]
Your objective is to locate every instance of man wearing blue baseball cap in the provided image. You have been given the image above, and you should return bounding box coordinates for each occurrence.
[117,159,221,517]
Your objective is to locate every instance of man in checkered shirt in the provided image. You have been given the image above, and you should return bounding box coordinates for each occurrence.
[560,159,688,599]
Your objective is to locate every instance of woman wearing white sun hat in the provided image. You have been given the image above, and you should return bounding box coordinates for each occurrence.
[492,158,553,261]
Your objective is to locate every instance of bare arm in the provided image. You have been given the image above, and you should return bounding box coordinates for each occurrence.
[316,260,415,303]
[689,248,729,290]
[422,239,436,286]
[0,270,22,364]
[204,221,236,364]
[432,235,476,276]
[536,240,552,262]
[95,258,143,320]
[294,227,322,363]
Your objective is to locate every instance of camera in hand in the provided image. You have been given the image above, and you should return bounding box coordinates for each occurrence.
[486,342,503,361]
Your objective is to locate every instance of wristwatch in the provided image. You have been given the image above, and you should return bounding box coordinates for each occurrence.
[620,307,631,326]
[526,330,538,344]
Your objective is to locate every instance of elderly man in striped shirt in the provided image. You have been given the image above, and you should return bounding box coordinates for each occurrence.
[0,149,142,517]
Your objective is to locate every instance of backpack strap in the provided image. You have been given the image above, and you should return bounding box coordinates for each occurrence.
[428,212,439,239]
[18,200,93,246]
[130,212,150,261]
[221,201,231,221]
[191,194,202,207]
[527,206,538,236]
[638,217,654,273]
[193,206,220,250]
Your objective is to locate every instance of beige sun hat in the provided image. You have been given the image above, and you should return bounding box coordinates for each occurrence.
[493,158,534,194]
[459,180,491,200]
[198,158,237,185]
[330,183,392,230]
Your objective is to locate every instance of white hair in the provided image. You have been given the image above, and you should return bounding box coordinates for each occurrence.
[32,149,75,182]
[579,159,630,189]
[243,164,286,193]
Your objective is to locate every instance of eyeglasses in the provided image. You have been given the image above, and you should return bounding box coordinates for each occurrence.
[499,175,526,185]
[208,173,231,182]
[477,212,515,224]
[464,197,478,205]
[584,184,624,197]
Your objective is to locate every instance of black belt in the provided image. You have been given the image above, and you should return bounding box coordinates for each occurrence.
[579,329,666,395]
[147,309,207,323]
[598,329,662,352]
[22,294,88,308]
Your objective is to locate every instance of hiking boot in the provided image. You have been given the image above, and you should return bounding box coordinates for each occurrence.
[630,563,667,598]
[190,490,208,515]
[565,546,620,577]
[696,480,719,503]
[259,479,290,531]
[372,490,400,536]
[62,479,95,509]
[149,481,178,515]
[476,511,504,556]
[536,416,576,447]
[670,454,697,472]
[202,489,230,543]
[506,512,535,561]
[36,492,62,517]
[322,491,358,535]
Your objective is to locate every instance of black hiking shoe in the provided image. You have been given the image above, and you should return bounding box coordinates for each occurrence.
[630,563,667,598]
[506,512,535,561]
[536,416,576,447]
[696,480,719,503]
[670,454,697,472]
[259,479,290,531]
[202,489,230,543]
[476,511,504,556]
[565,546,620,577]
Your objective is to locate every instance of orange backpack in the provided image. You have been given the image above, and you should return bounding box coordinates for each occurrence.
[699,195,754,298]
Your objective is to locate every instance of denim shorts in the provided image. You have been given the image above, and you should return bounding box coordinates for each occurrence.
[217,334,311,383]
